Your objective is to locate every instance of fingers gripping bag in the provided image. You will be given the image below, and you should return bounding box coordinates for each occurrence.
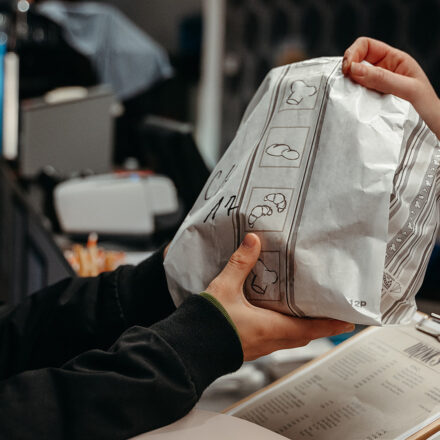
[164,57,440,325]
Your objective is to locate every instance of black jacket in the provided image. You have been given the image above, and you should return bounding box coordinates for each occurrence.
[0,249,243,439]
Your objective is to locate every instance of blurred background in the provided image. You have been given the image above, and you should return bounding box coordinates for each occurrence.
[0,0,438,411]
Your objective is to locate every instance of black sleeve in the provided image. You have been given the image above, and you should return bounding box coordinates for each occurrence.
[0,295,243,439]
[0,248,175,379]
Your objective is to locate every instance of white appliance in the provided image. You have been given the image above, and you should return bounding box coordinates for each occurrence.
[55,173,179,236]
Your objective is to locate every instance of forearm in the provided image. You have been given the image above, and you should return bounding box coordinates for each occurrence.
[0,247,175,378]
[417,95,440,140]
[0,296,242,439]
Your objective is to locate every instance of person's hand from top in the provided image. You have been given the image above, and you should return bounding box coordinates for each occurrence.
[342,37,440,139]
[205,233,354,361]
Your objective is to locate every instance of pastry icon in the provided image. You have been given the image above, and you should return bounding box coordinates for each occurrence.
[248,205,273,228]
[264,193,287,213]
[265,143,300,161]
[250,259,278,295]
[287,80,317,105]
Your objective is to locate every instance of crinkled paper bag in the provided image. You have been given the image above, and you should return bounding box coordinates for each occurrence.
[164,57,440,325]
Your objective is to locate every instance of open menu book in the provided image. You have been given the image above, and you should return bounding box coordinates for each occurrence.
[226,316,440,440]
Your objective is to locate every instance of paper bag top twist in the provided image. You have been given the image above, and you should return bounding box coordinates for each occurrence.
[165,57,440,326]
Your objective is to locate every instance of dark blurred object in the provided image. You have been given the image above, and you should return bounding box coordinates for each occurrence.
[177,13,202,82]
[0,2,99,99]
[115,78,179,164]
[222,0,440,151]
[274,39,307,67]
[137,116,210,215]
[418,244,440,301]
[34,166,63,233]
[115,13,203,165]
[0,161,75,306]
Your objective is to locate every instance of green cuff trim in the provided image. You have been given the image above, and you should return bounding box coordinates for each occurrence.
[200,292,241,345]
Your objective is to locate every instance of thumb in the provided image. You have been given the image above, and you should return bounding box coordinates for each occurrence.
[349,62,415,101]
[219,233,261,288]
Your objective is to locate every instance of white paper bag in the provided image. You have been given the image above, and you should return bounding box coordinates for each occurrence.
[164,57,440,325]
